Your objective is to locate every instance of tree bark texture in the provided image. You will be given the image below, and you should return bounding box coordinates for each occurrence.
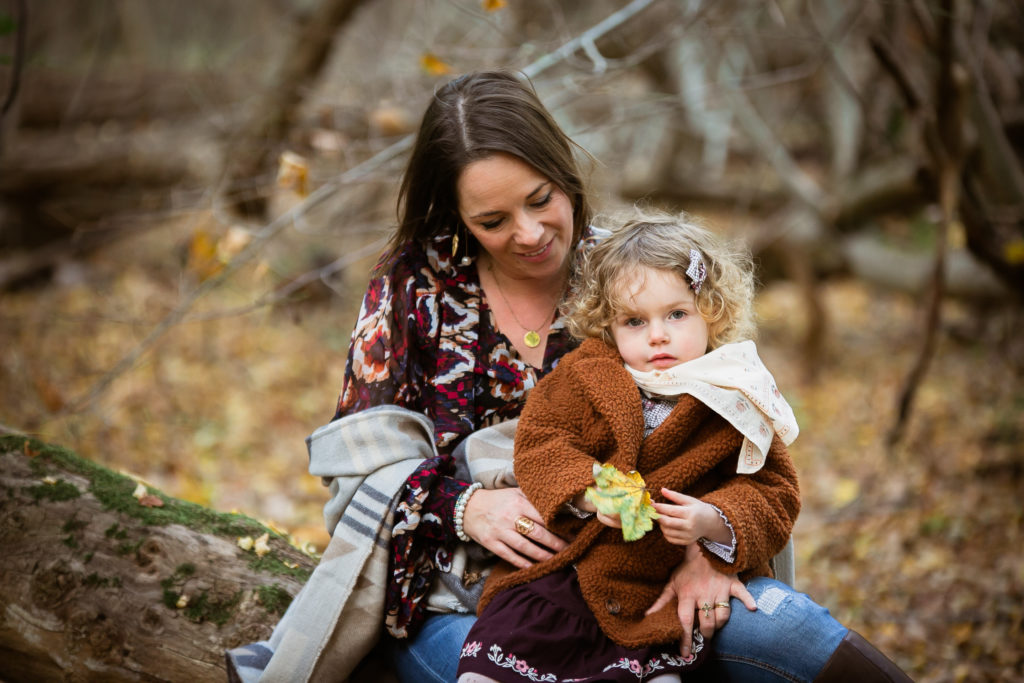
[222,0,370,217]
[0,436,315,682]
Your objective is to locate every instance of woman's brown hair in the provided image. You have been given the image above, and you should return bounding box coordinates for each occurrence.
[382,70,592,267]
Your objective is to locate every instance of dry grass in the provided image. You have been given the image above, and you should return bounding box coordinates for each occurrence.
[2,215,1022,681]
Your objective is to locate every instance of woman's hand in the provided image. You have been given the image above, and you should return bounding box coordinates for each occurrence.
[462,487,568,570]
[645,543,756,658]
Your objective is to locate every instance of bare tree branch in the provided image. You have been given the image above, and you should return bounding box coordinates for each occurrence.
[60,0,668,417]
[0,0,25,119]
[888,0,967,447]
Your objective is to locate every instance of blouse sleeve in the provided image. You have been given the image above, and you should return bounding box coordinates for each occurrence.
[333,245,474,639]
[334,249,433,419]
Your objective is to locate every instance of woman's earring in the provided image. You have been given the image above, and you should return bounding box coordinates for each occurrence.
[455,226,472,266]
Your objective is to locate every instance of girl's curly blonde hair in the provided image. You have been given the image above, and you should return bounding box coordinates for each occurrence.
[567,208,756,350]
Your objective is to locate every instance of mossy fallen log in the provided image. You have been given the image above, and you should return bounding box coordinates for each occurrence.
[0,435,316,682]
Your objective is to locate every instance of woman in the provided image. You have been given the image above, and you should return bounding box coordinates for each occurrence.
[337,70,909,682]
[230,70,910,683]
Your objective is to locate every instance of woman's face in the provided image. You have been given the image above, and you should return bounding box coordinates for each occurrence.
[456,152,574,282]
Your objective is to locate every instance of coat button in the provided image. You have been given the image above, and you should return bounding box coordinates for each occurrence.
[605,599,621,615]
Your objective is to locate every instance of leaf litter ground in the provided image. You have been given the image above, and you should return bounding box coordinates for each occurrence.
[1,217,1021,681]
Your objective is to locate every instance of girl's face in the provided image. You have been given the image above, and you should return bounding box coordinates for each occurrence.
[456,152,575,283]
[610,266,710,372]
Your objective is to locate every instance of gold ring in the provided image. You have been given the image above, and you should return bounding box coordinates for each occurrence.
[715,601,731,609]
[700,602,712,618]
[514,516,535,535]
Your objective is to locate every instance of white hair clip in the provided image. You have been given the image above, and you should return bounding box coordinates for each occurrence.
[687,249,707,293]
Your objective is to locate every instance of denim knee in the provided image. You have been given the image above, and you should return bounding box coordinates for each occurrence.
[390,612,476,683]
[706,578,848,682]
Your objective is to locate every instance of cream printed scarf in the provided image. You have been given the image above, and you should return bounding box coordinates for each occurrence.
[625,340,799,474]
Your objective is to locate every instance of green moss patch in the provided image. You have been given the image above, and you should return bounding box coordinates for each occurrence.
[247,554,312,581]
[159,562,241,625]
[183,589,243,626]
[25,479,81,502]
[3,436,274,539]
[256,584,293,615]
[83,572,123,589]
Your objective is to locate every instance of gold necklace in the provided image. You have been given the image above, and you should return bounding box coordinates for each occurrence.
[490,266,559,349]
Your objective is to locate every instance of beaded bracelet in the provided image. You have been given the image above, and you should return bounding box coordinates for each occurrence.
[454,482,483,542]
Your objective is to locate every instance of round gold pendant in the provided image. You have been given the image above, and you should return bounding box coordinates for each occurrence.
[523,330,541,348]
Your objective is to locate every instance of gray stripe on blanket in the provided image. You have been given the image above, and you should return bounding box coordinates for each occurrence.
[347,498,378,521]
[339,514,375,539]
[339,508,391,549]
[358,482,393,506]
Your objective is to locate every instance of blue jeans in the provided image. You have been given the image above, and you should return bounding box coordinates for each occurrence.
[389,578,847,683]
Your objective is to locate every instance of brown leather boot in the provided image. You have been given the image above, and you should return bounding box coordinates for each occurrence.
[814,630,914,682]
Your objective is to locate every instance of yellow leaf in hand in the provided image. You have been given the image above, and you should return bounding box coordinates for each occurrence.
[585,463,660,542]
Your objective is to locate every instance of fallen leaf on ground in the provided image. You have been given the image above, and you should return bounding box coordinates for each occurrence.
[254,532,271,557]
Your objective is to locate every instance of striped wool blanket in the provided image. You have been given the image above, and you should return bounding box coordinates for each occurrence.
[226,405,437,683]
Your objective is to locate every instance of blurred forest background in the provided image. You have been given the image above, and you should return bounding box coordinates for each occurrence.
[1,1,1022,680]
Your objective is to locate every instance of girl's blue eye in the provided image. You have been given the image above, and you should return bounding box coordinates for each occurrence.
[668,310,687,320]
[626,318,644,327]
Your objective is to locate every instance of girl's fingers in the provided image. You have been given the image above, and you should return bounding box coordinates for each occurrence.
[660,487,699,505]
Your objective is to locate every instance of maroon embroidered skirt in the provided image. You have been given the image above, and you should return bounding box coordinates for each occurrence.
[457,567,706,682]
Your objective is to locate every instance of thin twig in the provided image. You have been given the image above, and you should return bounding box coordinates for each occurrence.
[184,236,389,321]
[521,0,659,79]
[62,0,665,415]
[717,40,827,215]
[887,0,966,447]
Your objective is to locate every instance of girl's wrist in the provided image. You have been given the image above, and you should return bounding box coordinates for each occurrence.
[572,492,596,513]
[699,502,733,545]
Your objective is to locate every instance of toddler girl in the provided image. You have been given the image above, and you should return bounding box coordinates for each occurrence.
[456,209,801,683]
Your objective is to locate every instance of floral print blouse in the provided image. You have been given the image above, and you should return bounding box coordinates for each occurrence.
[334,231,592,638]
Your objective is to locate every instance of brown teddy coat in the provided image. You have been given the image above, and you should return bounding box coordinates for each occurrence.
[477,338,801,649]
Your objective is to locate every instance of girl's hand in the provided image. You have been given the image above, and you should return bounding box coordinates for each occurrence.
[462,487,568,569]
[645,544,756,658]
[596,510,622,528]
[569,491,620,529]
[653,487,729,546]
